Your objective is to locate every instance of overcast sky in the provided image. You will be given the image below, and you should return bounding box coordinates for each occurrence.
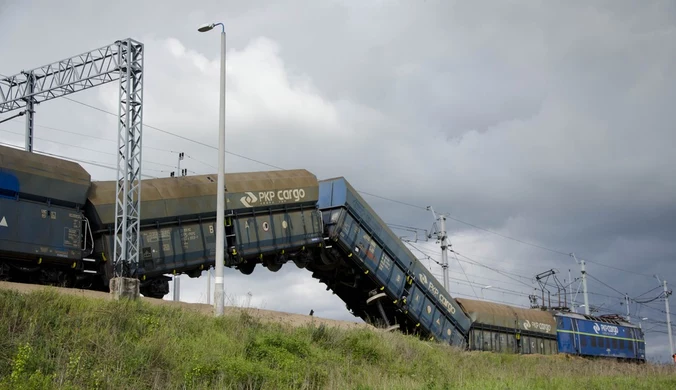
[1,0,675,362]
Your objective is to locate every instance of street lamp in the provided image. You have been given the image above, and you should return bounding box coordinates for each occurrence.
[198,21,226,317]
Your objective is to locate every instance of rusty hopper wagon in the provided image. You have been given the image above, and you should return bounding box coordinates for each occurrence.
[456,298,558,354]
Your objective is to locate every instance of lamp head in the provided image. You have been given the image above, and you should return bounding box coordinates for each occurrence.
[198,23,214,32]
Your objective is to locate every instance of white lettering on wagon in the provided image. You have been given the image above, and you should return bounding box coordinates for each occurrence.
[593,323,619,336]
[523,320,552,333]
[240,189,307,207]
[417,272,456,315]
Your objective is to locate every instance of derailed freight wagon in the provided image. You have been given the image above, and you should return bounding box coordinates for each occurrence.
[317,177,471,347]
[0,145,92,286]
[456,298,558,355]
[85,169,323,298]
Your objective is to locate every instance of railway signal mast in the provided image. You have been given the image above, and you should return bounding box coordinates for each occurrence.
[0,39,146,299]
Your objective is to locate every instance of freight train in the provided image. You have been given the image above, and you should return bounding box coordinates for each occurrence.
[0,145,645,362]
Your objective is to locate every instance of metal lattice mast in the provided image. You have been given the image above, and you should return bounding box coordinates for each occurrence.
[23,73,35,152]
[0,38,145,283]
[113,39,144,278]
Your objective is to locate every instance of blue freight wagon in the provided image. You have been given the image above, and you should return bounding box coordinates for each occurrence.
[555,312,646,361]
[317,177,471,347]
[0,146,91,286]
[86,170,325,298]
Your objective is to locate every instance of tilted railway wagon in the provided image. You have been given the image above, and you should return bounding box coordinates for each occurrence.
[315,177,472,347]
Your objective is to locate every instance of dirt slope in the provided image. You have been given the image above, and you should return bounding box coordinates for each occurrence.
[0,281,371,331]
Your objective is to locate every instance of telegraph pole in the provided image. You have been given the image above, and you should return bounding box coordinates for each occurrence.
[571,253,590,315]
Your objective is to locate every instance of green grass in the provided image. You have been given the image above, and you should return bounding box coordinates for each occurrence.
[0,288,674,389]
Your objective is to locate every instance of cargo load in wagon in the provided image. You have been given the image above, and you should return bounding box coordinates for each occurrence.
[456,297,558,354]
[85,169,319,230]
[317,177,471,347]
[0,144,91,206]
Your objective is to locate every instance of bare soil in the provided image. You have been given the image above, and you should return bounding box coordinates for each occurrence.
[0,281,372,331]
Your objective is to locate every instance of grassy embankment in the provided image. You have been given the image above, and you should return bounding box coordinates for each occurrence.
[0,288,674,389]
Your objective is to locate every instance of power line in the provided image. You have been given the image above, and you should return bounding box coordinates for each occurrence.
[0,141,158,179]
[586,272,627,298]
[0,127,179,173]
[453,253,536,290]
[635,286,663,300]
[453,251,479,298]
[62,96,285,170]
[411,243,535,283]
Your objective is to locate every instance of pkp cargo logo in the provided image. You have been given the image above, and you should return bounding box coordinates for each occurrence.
[523,320,531,330]
[240,192,258,208]
[593,323,601,334]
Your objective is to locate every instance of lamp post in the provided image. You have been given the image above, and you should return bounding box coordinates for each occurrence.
[198,21,226,317]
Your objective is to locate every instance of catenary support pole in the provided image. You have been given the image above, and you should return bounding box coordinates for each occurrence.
[569,269,575,312]
[625,293,630,322]
[426,206,449,291]
[580,259,590,315]
[572,253,590,315]
[439,214,449,291]
[663,279,674,360]
[24,73,35,152]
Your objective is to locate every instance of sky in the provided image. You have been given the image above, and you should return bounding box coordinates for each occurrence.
[1,0,675,362]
